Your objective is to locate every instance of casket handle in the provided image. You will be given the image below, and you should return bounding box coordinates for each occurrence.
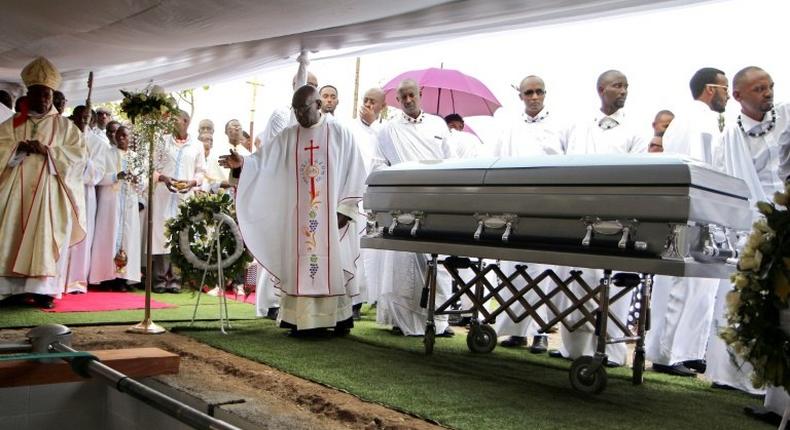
[502,222,513,242]
[388,217,399,235]
[582,224,593,247]
[618,226,630,249]
[474,220,484,240]
[411,218,421,237]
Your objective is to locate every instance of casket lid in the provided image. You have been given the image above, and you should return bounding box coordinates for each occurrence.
[367,154,749,200]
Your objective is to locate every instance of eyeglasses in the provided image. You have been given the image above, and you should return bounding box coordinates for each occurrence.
[706,84,729,92]
[522,89,546,97]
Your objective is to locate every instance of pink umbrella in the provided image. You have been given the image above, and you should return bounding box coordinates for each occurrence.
[382,67,501,118]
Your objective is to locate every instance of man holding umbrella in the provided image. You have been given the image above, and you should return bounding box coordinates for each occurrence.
[375,78,455,337]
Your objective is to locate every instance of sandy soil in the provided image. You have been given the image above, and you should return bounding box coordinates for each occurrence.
[0,325,444,430]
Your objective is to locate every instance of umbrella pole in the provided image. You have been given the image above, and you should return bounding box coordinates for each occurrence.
[436,87,442,116]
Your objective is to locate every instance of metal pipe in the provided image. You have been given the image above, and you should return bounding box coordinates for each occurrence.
[0,343,32,353]
[50,342,243,430]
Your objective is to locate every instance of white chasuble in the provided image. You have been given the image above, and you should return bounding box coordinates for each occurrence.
[237,114,365,303]
[0,108,86,298]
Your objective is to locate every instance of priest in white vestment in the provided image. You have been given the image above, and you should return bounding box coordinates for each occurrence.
[150,110,205,293]
[224,85,365,333]
[252,73,318,316]
[65,106,111,293]
[710,68,789,404]
[490,75,568,353]
[647,67,729,377]
[0,57,86,308]
[374,79,455,337]
[89,126,144,287]
[560,70,647,366]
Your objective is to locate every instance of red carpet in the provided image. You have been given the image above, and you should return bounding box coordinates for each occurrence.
[43,292,176,313]
[225,291,256,304]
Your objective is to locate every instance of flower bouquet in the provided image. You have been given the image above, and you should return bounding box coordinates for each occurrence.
[722,183,790,390]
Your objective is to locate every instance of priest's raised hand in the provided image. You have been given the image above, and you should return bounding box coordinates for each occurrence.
[218,149,243,170]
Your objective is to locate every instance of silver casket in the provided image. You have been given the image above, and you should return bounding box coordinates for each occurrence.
[363,154,752,278]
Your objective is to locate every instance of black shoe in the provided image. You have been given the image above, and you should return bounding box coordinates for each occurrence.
[266,307,279,320]
[711,382,737,391]
[652,363,696,377]
[391,326,404,336]
[152,284,167,294]
[500,336,527,348]
[548,349,566,359]
[683,359,707,373]
[165,286,181,294]
[604,360,622,368]
[436,327,455,338]
[744,405,782,426]
[34,294,55,309]
[351,303,362,321]
[529,335,548,354]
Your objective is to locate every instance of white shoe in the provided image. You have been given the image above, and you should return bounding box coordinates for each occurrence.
[206,287,221,297]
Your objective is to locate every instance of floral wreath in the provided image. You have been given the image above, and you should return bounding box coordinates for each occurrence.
[165,191,253,292]
[722,183,790,391]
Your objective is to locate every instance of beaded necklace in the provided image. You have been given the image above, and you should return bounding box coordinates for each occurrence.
[737,108,776,137]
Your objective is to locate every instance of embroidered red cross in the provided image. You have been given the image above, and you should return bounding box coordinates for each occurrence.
[304,139,320,199]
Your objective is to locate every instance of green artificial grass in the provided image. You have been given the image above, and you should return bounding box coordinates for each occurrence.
[0,291,257,328]
[173,309,769,430]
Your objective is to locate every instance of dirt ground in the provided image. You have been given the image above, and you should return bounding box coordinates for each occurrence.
[0,325,445,430]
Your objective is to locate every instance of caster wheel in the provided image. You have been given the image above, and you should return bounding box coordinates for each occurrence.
[466,324,497,353]
[424,324,435,355]
[632,351,645,385]
[569,356,608,394]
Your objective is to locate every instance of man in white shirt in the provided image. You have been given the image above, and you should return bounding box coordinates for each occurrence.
[320,85,339,116]
[92,106,112,145]
[648,67,729,377]
[150,110,206,293]
[444,113,483,158]
[712,67,790,422]
[648,110,674,153]
[557,70,646,367]
[492,75,567,353]
[348,87,387,318]
[375,79,454,337]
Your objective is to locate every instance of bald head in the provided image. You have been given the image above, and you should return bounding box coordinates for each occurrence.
[518,75,546,117]
[292,85,321,127]
[292,72,318,90]
[396,79,421,118]
[364,87,385,104]
[597,70,625,89]
[596,70,628,115]
[520,75,545,89]
[360,87,386,124]
[732,66,774,120]
[733,66,767,92]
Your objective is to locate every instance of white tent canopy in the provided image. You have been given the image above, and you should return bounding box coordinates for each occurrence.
[1,0,710,102]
